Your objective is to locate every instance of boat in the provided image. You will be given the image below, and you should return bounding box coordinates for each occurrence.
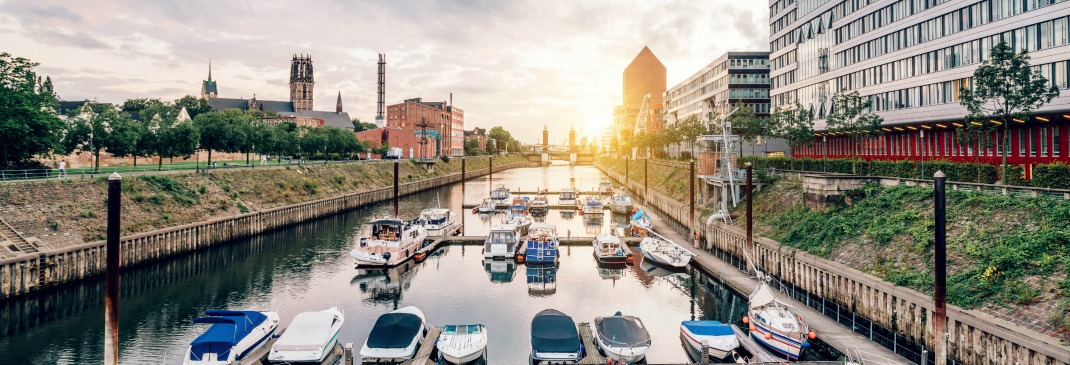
[349,217,428,267]
[509,196,529,213]
[582,198,604,216]
[558,187,578,208]
[414,208,460,237]
[747,273,812,360]
[436,324,488,364]
[530,195,549,215]
[608,194,634,214]
[592,234,630,264]
[679,320,740,361]
[490,185,511,205]
[629,210,652,237]
[526,264,558,296]
[183,310,280,365]
[504,208,533,235]
[524,223,560,264]
[530,309,584,363]
[360,306,428,362]
[482,258,517,283]
[592,311,651,363]
[598,179,613,193]
[482,224,521,259]
[476,198,497,213]
[638,233,693,268]
[268,307,344,363]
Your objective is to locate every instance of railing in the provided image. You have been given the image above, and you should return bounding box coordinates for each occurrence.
[772,169,1070,200]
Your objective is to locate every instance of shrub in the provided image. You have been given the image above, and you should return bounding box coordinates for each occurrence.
[1032,162,1070,189]
[440,155,450,163]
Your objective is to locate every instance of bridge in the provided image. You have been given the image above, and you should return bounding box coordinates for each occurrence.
[521,151,595,164]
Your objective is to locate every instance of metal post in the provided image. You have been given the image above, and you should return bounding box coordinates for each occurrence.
[393,162,399,217]
[489,157,493,189]
[625,158,629,192]
[921,130,926,179]
[644,158,648,199]
[105,172,122,365]
[823,136,827,172]
[461,158,466,229]
[745,163,753,253]
[690,160,695,237]
[934,170,947,365]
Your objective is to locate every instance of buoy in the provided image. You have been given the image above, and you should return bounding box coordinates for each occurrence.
[764,333,773,340]
[808,331,817,339]
[626,255,634,265]
[517,255,526,263]
[802,341,812,348]
[749,325,756,332]
[472,208,477,214]
[742,316,750,324]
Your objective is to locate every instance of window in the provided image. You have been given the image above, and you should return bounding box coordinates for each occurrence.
[1031,127,1038,157]
[1055,127,1062,157]
[1020,128,1027,156]
[1042,127,1049,156]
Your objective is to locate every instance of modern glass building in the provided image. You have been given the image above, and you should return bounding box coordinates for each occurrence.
[770,0,1070,177]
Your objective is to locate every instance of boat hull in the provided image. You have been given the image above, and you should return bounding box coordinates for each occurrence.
[441,347,485,364]
[184,312,280,365]
[582,206,603,215]
[609,203,632,214]
[641,248,689,268]
[748,317,803,360]
[679,325,736,360]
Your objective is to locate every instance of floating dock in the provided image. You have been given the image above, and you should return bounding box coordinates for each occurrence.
[239,330,345,364]
[576,322,609,364]
[401,326,443,365]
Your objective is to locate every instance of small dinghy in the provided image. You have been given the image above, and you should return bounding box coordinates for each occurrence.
[679,320,739,361]
[268,307,344,363]
[592,234,630,265]
[530,309,584,363]
[360,306,427,362]
[638,233,693,268]
[592,311,651,363]
[184,310,280,365]
[436,324,488,364]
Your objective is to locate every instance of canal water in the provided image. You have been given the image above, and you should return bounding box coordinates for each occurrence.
[0,164,836,364]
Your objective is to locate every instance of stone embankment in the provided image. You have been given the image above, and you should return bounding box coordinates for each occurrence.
[594,159,1070,365]
[0,156,528,299]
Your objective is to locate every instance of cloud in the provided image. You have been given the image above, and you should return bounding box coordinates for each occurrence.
[0,0,768,140]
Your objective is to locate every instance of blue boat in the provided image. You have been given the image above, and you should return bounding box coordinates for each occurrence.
[524,223,560,264]
[530,309,584,363]
[183,310,280,364]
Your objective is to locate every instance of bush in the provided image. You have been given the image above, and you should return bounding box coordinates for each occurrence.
[738,156,998,183]
[1032,163,1070,189]
[440,155,450,163]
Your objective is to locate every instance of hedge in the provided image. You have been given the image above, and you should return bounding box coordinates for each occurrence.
[739,156,998,184]
[1032,163,1070,189]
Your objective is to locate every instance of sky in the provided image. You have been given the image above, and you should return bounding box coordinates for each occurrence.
[0,0,769,143]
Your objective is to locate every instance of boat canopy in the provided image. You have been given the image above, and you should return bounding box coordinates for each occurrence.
[274,311,340,352]
[595,316,651,347]
[189,310,268,360]
[586,200,603,207]
[366,313,422,349]
[531,309,581,354]
[630,210,647,221]
[681,321,734,336]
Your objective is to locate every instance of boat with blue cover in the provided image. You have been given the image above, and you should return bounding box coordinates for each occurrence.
[524,223,560,264]
[679,320,740,361]
[529,309,584,364]
[360,306,428,362]
[629,210,652,237]
[183,310,280,365]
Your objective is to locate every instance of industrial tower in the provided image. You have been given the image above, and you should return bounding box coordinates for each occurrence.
[376,53,386,128]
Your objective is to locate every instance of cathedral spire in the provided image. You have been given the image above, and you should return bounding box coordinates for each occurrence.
[208,58,212,81]
[336,91,343,113]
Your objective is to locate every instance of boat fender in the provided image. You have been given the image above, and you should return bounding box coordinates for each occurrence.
[383,252,392,260]
[801,341,812,348]
[741,316,749,324]
[749,325,757,332]
[808,331,817,339]
[764,333,773,340]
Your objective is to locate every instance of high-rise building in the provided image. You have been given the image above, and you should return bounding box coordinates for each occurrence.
[771,0,1070,177]
[619,47,667,136]
[289,54,314,111]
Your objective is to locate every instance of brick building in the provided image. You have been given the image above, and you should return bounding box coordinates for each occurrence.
[355,127,435,159]
[386,97,464,157]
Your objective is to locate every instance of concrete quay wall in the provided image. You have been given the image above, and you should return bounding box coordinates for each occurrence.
[0,162,526,300]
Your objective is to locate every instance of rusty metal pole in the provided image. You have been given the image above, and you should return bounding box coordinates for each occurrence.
[934,170,947,365]
[745,162,753,253]
[393,162,399,217]
[105,172,121,365]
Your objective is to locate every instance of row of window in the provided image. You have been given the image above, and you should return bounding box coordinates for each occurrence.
[836,0,955,44]
[801,126,1063,158]
[729,73,771,84]
[729,88,771,99]
[770,0,797,19]
[667,63,768,110]
[772,9,798,36]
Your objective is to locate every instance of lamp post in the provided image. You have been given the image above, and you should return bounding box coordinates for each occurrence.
[920,129,926,179]
[822,135,827,172]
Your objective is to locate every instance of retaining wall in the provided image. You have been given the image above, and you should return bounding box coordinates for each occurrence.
[0,162,526,300]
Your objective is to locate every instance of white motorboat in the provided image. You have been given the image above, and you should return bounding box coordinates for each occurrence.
[530,309,584,363]
[490,185,511,205]
[638,234,693,268]
[592,311,651,363]
[436,324,487,364]
[598,179,613,193]
[184,310,280,365]
[360,306,427,362]
[747,273,812,360]
[268,307,344,363]
[504,208,533,235]
[558,187,578,208]
[476,198,497,213]
[592,234,630,265]
[483,224,521,259]
[414,208,460,237]
[679,320,739,361]
[609,194,634,214]
[349,217,428,267]
[582,198,604,215]
[529,195,549,215]
[629,209,653,237]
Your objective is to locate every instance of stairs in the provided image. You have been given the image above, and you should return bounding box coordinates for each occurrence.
[0,217,37,254]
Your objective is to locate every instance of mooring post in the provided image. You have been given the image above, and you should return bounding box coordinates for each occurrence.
[393,162,399,217]
[489,157,493,189]
[343,342,354,365]
[643,158,648,200]
[624,158,629,191]
[690,160,696,246]
[745,162,753,254]
[933,170,947,365]
[461,158,466,228]
[105,172,122,365]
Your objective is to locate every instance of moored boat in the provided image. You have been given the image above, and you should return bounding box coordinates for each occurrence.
[629,210,652,237]
[490,185,511,205]
[638,234,693,268]
[349,217,427,268]
[360,306,428,362]
[483,224,521,259]
[524,223,560,264]
[530,309,584,363]
[414,208,460,237]
[592,311,651,363]
[476,198,497,213]
[582,198,604,216]
[530,195,550,215]
[679,320,740,361]
[598,179,613,193]
[436,324,488,364]
[268,307,345,364]
[184,310,280,365]
[558,187,578,208]
[504,208,533,235]
[609,194,634,214]
[592,234,630,264]
[747,274,813,360]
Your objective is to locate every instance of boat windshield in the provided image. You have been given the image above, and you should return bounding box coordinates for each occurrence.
[560,192,575,199]
[442,324,482,335]
[489,231,515,244]
[372,224,402,240]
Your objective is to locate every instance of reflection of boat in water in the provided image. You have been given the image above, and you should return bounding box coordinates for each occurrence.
[597,265,626,286]
[350,260,419,305]
[526,264,558,296]
[482,259,517,283]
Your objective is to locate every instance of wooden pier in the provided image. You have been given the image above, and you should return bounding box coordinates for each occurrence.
[576,322,609,364]
[401,326,443,365]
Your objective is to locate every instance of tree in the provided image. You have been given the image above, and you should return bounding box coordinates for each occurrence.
[121,98,165,113]
[825,91,884,174]
[959,42,1060,184]
[352,118,377,132]
[769,101,816,170]
[728,102,765,157]
[62,105,140,171]
[129,103,178,166]
[464,138,482,156]
[174,95,213,120]
[675,115,705,159]
[954,122,997,183]
[0,53,64,168]
[155,117,199,168]
[193,110,248,168]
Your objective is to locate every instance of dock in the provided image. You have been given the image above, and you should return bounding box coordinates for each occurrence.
[401,326,443,365]
[576,322,609,364]
[462,203,582,210]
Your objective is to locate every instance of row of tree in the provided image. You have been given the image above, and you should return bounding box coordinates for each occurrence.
[465,126,521,155]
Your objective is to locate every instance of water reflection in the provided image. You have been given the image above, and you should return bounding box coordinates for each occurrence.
[525,264,558,296]
[350,260,420,308]
[481,259,517,283]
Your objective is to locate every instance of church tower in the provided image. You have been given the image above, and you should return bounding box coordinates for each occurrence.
[201,59,217,99]
[289,54,314,111]
[336,91,343,113]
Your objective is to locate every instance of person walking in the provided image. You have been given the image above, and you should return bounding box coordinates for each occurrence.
[58,160,68,179]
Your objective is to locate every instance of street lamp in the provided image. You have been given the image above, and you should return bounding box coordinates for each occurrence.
[920,129,926,179]
[823,135,827,172]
